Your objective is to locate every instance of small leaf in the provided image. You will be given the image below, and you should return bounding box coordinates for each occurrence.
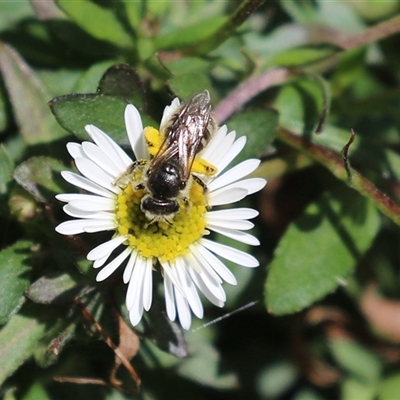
[21,382,51,400]
[13,157,66,203]
[176,330,238,389]
[266,185,381,315]
[273,77,326,136]
[154,16,226,51]
[98,63,145,111]
[0,145,14,195]
[0,43,68,144]
[168,73,216,103]
[226,109,279,162]
[27,272,92,304]
[379,373,400,400]
[0,303,51,386]
[329,339,382,382]
[0,240,33,325]
[49,93,131,145]
[56,0,132,48]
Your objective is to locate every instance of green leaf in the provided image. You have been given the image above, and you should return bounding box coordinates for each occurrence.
[176,330,238,389]
[342,378,377,400]
[266,185,381,315]
[0,240,33,325]
[379,373,400,400]
[0,145,14,195]
[266,46,338,68]
[273,77,326,136]
[168,73,216,103]
[21,382,51,400]
[27,272,92,304]
[0,1,34,32]
[13,157,66,203]
[50,64,152,145]
[329,339,382,382]
[0,43,68,144]
[154,16,226,51]
[49,93,131,144]
[56,0,132,48]
[0,303,51,386]
[98,64,145,111]
[226,109,279,162]
[72,60,119,93]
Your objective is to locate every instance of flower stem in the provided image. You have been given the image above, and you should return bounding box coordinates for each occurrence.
[277,127,400,227]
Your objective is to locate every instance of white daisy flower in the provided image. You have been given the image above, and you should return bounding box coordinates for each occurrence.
[55,92,266,330]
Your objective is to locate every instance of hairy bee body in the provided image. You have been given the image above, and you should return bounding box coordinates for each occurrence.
[136,90,217,224]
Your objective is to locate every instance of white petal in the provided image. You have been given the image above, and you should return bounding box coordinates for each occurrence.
[208,187,248,206]
[189,245,223,284]
[208,159,260,192]
[68,197,115,212]
[160,260,185,295]
[235,178,267,195]
[82,219,117,232]
[74,157,118,193]
[123,251,138,284]
[63,205,114,220]
[127,257,148,324]
[176,259,203,318]
[143,257,153,311]
[87,235,127,262]
[93,254,109,269]
[164,275,176,321]
[194,243,238,285]
[124,105,147,160]
[185,253,226,305]
[160,97,180,130]
[206,217,254,231]
[207,225,260,246]
[67,143,84,159]
[214,136,247,174]
[206,207,259,221]
[200,238,259,268]
[81,141,123,178]
[201,126,231,160]
[85,124,132,171]
[60,171,115,198]
[55,218,115,235]
[96,247,131,281]
[56,193,109,203]
[175,287,191,330]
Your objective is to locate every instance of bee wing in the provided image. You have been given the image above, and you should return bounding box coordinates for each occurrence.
[151,90,214,183]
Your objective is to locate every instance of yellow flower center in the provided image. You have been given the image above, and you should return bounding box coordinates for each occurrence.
[115,160,208,262]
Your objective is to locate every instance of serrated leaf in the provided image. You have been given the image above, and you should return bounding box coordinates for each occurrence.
[56,0,132,48]
[266,185,381,315]
[13,157,66,203]
[0,43,68,144]
[0,303,51,386]
[98,64,145,110]
[226,109,279,162]
[0,240,33,325]
[49,93,130,144]
[27,272,92,304]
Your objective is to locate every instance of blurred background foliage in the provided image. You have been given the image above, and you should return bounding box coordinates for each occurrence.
[2,0,400,399]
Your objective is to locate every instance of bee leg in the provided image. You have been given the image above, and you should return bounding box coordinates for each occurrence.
[192,175,208,193]
[192,175,212,210]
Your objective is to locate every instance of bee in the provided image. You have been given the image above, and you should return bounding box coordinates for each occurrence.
[134,90,218,224]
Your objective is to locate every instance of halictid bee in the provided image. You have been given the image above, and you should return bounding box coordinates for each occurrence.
[133,90,218,224]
